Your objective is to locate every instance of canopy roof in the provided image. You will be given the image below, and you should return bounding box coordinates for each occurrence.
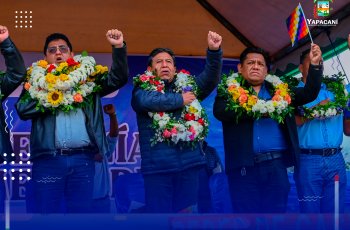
[1,0,349,71]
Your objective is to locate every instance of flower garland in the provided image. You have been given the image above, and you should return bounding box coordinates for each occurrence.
[21,51,108,114]
[133,69,209,147]
[217,71,294,123]
[295,73,350,120]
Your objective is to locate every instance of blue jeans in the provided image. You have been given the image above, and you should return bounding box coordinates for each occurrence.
[294,151,347,213]
[32,151,95,213]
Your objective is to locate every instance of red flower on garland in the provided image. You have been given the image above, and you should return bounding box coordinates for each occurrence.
[66,58,79,66]
[158,112,164,117]
[47,64,56,73]
[197,118,205,126]
[184,113,195,121]
[178,69,190,75]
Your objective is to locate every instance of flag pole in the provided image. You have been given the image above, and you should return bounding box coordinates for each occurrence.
[299,3,314,44]
[325,30,349,83]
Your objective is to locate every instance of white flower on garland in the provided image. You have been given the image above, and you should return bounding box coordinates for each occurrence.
[133,69,210,146]
[265,74,283,86]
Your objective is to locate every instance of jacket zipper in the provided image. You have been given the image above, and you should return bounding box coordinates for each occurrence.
[166,81,182,170]
[83,108,101,155]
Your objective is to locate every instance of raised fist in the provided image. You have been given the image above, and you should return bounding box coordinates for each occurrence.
[208,31,222,50]
[310,43,322,66]
[106,29,124,48]
[0,25,9,43]
[103,104,116,116]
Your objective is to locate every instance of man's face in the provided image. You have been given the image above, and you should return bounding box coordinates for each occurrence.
[44,39,74,65]
[299,53,324,82]
[238,53,267,86]
[147,52,176,82]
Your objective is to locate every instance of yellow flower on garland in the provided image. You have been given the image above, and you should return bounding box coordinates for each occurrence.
[189,106,197,114]
[101,66,108,74]
[56,62,68,72]
[27,66,33,76]
[59,74,69,81]
[47,83,55,90]
[91,65,103,76]
[87,76,96,82]
[45,73,58,83]
[37,60,48,69]
[47,90,63,106]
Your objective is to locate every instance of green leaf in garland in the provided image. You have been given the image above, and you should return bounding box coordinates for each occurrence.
[81,51,88,57]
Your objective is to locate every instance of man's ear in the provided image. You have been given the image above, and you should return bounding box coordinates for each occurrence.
[264,66,268,76]
[298,64,303,74]
[237,63,242,73]
[147,66,152,71]
[174,67,176,72]
[70,51,74,58]
[44,55,47,61]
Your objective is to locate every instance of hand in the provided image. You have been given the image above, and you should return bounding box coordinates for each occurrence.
[182,92,196,105]
[310,43,322,66]
[207,31,222,50]
[94,153,103,163]
[310,97,329,109]
[348,34,350,50]
[103,104,116,116]
[319,97,329,106]
[106,29,124,48]
[0,25,9,43]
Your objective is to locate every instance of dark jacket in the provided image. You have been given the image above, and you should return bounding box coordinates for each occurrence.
[0,37,27,163]
[131,48,223,176]
[15,44,129,160]
[213,64,323,172]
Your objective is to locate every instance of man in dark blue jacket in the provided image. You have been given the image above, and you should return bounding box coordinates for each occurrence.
[131,31,223,213]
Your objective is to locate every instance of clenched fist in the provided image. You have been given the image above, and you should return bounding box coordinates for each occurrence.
[103,104,116,116]
[106,29,124,48]
[310,43,322,66]
[0,25,9,43]
[182,92,196,105]
[208,31,222,50]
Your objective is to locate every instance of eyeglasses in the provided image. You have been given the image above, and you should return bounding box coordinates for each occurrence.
[47,45,69,54]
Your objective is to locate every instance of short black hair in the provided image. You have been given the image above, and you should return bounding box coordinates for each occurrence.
[300,49,310,65]
[148,48,176,67]
[43,33,73,56]
[240,47,269,65]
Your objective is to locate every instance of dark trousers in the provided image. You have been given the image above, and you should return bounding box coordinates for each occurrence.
[92,195,110,213]
[198,167,213,213]
[143,167,199,213]
[32,152,95,213]
[227,158,290,213]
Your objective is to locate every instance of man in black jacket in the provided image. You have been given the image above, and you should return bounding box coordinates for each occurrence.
[0,25,26,163]
[213,44,323,213]
[15,30,128,213]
